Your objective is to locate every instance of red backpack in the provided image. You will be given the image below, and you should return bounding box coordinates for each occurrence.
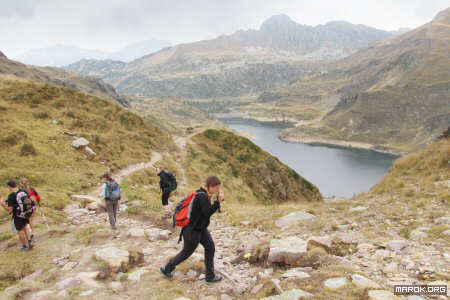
[172,191,205,228]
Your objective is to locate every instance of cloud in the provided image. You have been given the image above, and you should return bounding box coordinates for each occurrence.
[0,0,36,19]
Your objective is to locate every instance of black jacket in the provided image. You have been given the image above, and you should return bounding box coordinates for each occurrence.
[158,170,177,191]
[189,187,220,231]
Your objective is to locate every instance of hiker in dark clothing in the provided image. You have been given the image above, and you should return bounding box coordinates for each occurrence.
[99,174,121,230]
[156,167,177,217]
[0,180,33,251]
[160,176,224,284]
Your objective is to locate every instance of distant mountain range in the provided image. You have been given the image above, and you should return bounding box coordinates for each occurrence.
[65,14,398,99]
[13,39,171,67]
[278,7,450,151]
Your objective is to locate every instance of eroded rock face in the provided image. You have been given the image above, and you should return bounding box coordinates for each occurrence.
[268,236,307,264]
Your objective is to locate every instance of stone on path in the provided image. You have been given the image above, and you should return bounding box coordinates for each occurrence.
[56,277,81,289]
[275,211,316,227]
[409,230,428,241]
[323,277,348,289]
[387,240,407,253]
[30,290,54,300]
[94,247,130,273]
[72,137,89,148]
[129,269,149,281]
[352,274,381,289]
[282,268,310,279]
[368,290,401,300]
[261,289,314,299]
[76,272,101,289]
[127,228,146,238]
[268,236,307,264]
[109,281,124,292]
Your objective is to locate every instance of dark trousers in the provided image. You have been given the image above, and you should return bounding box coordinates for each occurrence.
[162,189,171,206]
[105,200,118,228]
[165,226,215,280]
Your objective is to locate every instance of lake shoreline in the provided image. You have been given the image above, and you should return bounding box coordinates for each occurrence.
[217,114,405,157]
[279,136,405,157]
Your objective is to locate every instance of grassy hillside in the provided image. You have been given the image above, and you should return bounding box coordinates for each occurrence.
[0,79,174,220]
[185,129,322,204]
[0,53,129,107]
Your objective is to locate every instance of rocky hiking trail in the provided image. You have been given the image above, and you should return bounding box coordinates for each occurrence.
[1,134,449,300]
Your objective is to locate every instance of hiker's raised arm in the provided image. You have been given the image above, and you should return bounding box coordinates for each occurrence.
[199,194,220,217]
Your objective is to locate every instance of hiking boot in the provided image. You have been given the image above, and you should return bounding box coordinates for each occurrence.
[206,274,223,284]
[159,266,173,279]
[19,246,29,252]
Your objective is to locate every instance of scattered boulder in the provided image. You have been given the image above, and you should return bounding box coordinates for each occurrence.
[251,284,264,294]
[76,272,101,289]
[56,277,81,289]
[275,211,316,227]
[145,228,171,241]
[351,274,381,289]
[323,277,348,289]
[434,216,450,225]
[23,269,44,281]
[349,206,368,212]
[62,261,78,272]
[72,137,89,148]
[387,240,407,253]
[268,236,307,264]
[261,289,314,299]
[85,146,96,156]
[409,230,428,241]
[94,247,130,273]
[368,290,401,300]
[30,290,54,300]
[127,248,144,266]
[109,281,124,293]
[127,228,146,238]
[281,268,310,279]
[129,269,149,281]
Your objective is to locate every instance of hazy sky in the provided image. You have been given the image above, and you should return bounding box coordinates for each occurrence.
[1,0,448,58]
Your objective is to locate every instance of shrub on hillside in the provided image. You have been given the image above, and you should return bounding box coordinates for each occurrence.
[20,143,37,156]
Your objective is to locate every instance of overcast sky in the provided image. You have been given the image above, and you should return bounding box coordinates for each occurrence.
[1,0,448,58]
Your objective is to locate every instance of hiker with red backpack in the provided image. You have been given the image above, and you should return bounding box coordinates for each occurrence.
[160,176,224,284]
[19,178,40,241]
[99,173,121,230]
[156,167,178,218]
[0,180,34,251]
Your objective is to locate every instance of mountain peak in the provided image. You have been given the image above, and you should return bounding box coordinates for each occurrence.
[0,50,6,59]
[433,7,450,23]
[260,14,298,31]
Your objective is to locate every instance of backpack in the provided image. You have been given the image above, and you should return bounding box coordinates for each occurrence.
[165,171,177,192]
[16,189,33,219]
[172,191,205,228]
[30,187,41,204]
[105,181,121,201]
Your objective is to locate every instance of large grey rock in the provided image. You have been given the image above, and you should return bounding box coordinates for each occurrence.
[307,236,333,250]
[352,274,381,289]
[268,236,307,264]
[275,211,316,227]
[260,289,314,299]
[72,137,89,148]
[94,247,130,273]
[368,290,401,300]
[323,277,348,289]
